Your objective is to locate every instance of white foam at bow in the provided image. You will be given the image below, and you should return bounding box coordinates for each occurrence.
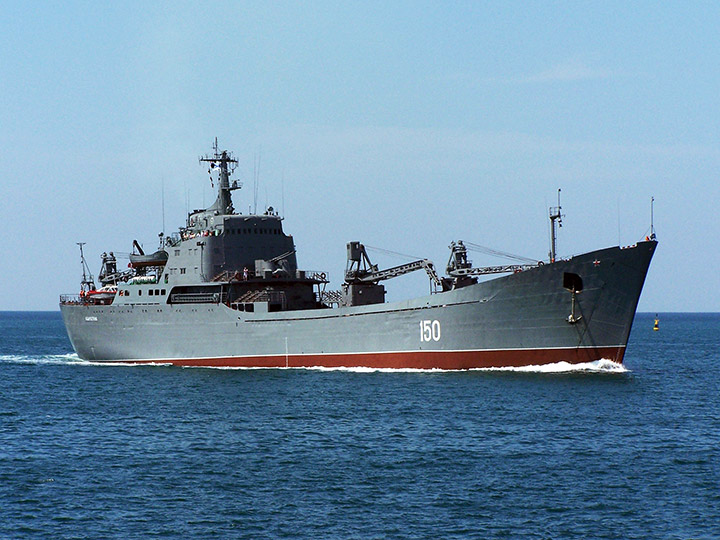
[473,358,628,373]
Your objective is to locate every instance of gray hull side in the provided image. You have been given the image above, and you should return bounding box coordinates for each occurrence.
[60,241,656,368]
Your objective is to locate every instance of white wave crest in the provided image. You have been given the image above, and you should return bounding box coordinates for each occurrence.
[0,353,82,365]
[177,365,448,373]
[301,366,449,374]
[473,358,628,373]
[0,354,167,368]
[210,360,628,374]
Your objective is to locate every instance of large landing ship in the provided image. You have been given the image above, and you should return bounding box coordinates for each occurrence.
[60,142,656,369]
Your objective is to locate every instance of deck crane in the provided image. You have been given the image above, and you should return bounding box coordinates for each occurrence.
[443,240,541,290]
[342,242,441,306]
[446,240,539,277]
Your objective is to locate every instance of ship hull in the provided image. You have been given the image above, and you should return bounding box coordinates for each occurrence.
[60,241,656,369]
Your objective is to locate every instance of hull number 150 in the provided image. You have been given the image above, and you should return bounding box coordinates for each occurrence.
[419,320,441,342]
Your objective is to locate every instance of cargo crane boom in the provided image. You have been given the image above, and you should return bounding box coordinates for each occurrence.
[341,242,440,307]
[353,258,441,285]
[447,263,539,277]
[344,242,441,286]
[446,240,540,278]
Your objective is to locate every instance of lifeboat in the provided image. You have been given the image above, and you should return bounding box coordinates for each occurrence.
[129,250,169,268]
[83,285,117,304]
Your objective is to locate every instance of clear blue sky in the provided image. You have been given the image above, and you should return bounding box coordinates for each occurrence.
[2,1,718,311]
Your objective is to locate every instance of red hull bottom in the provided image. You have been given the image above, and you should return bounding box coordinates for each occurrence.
[112,346,626,369]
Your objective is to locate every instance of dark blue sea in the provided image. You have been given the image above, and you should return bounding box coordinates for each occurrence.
[1,312,718,539]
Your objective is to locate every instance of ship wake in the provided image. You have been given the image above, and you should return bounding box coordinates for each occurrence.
[290,358,628,374]
[474,358,628,374]
[0,355,628,373]
[298,359,628,374]
[0,353,82,365]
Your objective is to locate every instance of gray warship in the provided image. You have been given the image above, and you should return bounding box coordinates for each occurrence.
[60,142,657,368]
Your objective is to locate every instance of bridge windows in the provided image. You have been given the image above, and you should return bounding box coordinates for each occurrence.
[222,225,282,235]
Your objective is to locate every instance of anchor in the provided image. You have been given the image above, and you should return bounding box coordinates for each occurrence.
[563,272,583,324]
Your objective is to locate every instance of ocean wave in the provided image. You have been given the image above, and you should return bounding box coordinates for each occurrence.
[473,358,628,374]
[0,353,82,365]
[299,359,628,374]
[176,365,448,373]
[210,359,628,374]
[300,366,450,374]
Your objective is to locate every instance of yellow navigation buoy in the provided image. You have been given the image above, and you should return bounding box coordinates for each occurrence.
[653,315,659,331]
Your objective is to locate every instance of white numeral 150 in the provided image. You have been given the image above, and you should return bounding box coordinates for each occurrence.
[420,320,441,342]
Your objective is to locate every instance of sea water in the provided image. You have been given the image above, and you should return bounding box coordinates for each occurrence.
[1,312,718,539]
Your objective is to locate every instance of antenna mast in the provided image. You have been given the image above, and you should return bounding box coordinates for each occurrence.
[549,188,563,263]
[77,242,96,293]
[161,176,165,248]
[199,138,240,216]
[253,152,261,215]
[650,196,656,240]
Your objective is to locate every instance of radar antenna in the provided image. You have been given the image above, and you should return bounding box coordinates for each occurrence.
[198,138,242,215]
[199,137,238,176]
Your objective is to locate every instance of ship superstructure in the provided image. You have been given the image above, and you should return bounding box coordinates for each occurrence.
[60,142,657,368]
